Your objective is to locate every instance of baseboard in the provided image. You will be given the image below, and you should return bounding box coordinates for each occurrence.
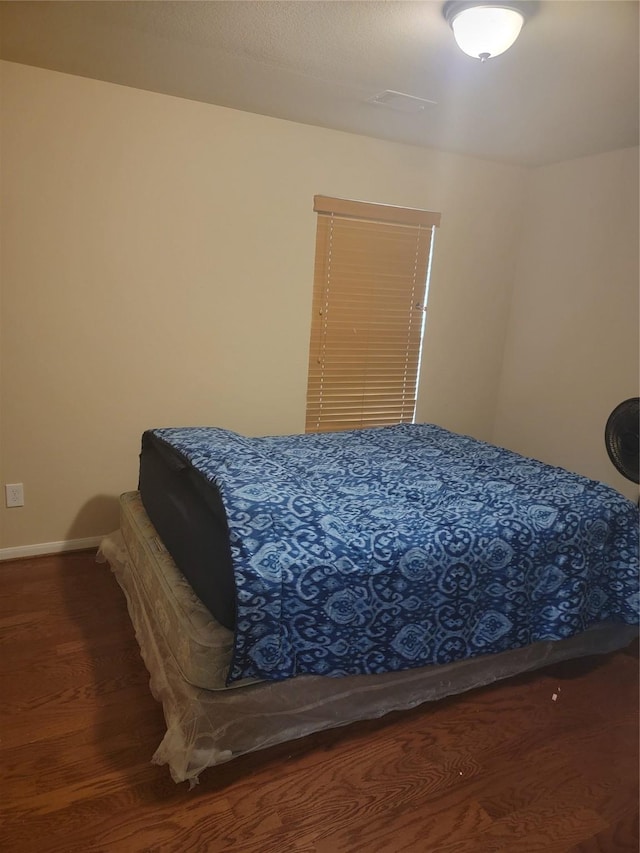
[0,536,104,562]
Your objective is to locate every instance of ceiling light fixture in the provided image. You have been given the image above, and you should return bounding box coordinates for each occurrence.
[443,1,535,62]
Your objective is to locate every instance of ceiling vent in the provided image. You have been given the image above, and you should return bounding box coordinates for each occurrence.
[367,90,437,114]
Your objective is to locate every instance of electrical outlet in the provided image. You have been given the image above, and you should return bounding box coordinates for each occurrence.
[5,483,24,508]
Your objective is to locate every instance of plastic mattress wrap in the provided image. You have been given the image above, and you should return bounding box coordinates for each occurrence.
[116,490,256,691]
[97,526,638,786]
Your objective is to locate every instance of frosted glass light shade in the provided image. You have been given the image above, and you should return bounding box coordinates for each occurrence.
[450,5,525,60]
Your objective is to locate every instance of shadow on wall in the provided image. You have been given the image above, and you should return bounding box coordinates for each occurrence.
[66,494,121,541]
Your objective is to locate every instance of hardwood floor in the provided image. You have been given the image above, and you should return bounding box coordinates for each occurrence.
[1,551,637,853]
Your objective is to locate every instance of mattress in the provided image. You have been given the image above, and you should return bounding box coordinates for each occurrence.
[143,423,639,685]
[138,430,236,629]
[99,492,639,785]
[119,490,256,691]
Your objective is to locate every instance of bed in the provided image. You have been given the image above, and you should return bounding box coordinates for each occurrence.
[98,423,639,785]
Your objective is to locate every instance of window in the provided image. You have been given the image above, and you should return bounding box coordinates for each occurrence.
[305,195,440,433]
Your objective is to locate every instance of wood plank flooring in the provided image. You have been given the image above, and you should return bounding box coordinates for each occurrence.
[1,551,637,852]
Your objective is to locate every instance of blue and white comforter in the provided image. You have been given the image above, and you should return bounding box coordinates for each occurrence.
[152,424,639,684]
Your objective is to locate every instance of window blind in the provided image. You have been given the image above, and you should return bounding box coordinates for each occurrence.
[305,196,441,433]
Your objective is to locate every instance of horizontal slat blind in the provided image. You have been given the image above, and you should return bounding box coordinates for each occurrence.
[306,197,439,433]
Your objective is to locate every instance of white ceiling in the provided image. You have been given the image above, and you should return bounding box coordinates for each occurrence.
[1,1,638,167]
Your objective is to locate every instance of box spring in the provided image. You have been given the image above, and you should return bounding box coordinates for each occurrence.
[98,492,638,785]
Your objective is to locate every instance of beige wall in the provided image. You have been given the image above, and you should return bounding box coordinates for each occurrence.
[493,146,639,500]
[0,61,526,548]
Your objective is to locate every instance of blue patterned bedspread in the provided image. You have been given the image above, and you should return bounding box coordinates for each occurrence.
[152,424,639,684]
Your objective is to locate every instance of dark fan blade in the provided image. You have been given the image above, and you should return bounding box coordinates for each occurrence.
[605,398,639,484]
